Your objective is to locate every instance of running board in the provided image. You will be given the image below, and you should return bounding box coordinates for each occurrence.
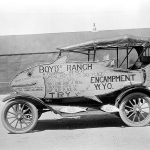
[48,104,119,117]
[60,109,109,117]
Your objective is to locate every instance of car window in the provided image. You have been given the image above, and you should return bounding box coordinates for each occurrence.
[60,48,139,70]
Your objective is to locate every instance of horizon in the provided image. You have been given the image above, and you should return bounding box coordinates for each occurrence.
[0,0,150,36]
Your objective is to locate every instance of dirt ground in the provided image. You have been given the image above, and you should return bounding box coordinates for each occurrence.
[0,95,150,150]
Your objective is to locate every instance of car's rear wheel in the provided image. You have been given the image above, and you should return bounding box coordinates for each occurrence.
[1,100,38,134]
[119,92,150,127]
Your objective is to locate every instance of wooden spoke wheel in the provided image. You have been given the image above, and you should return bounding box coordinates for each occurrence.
[119,92,150,127]
[1,100,38,134]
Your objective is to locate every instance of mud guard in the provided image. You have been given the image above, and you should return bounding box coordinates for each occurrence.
[2,93,59,114]
[115,86,150,108]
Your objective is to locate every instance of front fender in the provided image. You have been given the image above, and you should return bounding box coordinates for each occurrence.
[115,86,150,108]
[2,93,58,114]
[2,93,46,106]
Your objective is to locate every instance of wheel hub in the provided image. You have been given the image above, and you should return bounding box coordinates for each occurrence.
[133,105,141,113]
[16,113,23,120]
[17,114,21,119]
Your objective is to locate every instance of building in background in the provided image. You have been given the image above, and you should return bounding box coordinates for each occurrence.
[0,28,150,93]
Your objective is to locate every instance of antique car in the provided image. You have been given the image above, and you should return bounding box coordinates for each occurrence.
[1,35,150,133]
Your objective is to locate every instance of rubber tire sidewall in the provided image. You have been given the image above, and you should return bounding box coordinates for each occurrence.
[1,100,38,134]
[119,92,150,127]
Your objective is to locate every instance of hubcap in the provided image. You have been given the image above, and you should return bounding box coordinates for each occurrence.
[17,114,22,119]
[133,105,141,113]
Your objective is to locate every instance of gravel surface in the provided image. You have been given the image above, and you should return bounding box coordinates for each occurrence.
[0,95,150,150]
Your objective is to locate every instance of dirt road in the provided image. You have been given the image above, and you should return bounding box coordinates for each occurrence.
[0,95,150,150]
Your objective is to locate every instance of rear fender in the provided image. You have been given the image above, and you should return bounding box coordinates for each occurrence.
[115,86,150,108]
[2,93,58,114]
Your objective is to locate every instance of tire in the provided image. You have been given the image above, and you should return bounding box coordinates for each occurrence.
[1,100,38,134]
[119,92,150,127]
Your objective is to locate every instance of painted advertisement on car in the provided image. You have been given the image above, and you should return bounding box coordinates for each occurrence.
[10,56,144,100]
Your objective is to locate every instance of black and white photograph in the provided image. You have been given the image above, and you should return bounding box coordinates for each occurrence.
[0,0,150,149]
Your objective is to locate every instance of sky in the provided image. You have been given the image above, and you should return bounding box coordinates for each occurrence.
[0,0,150,35]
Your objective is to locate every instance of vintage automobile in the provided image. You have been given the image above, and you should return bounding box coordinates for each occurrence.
[1,35,150,133]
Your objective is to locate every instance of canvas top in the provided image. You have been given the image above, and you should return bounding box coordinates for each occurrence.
[57,35,150,52]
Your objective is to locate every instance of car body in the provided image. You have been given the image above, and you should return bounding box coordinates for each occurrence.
[1,35,150,133]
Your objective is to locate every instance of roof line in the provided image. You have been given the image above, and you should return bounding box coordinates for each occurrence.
[0,51,58,57]
[1,27,150,37]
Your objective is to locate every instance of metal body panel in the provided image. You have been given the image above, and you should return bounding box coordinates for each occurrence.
[10,56,145,102]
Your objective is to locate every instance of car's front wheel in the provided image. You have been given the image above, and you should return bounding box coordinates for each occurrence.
[119,92,150,127]
[1,100,38,134]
